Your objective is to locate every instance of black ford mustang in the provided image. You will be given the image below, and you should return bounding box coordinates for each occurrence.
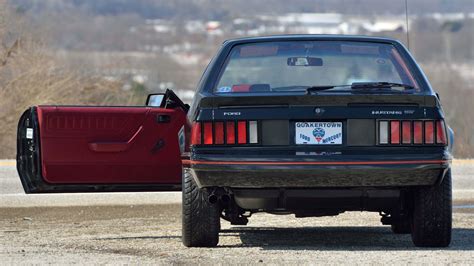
[17,35,454,248]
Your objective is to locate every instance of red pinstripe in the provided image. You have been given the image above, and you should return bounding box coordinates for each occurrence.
[182,159,449,166]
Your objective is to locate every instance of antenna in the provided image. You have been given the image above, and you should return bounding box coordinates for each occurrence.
[405,0,410,49]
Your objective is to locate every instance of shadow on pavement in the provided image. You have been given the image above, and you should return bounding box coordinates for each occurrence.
[93,235,181,241]
[220,226,474,250]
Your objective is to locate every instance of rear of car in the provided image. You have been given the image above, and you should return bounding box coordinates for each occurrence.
[14,34,453,249]
[182,36,453,248]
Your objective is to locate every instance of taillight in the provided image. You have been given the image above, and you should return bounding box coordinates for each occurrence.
[226,121,235,144]
[390,121,400,144]
[424,121,434,144]
[191,120,258,146]
[203,122,213,144]
[191,122,201,145]
[402,121,412,144]
[413,121,423,144]
[237,121,247,144]
[214,122,224,144]
[379,121,389,144]
[379,119,446,146]
[436,120,447,144]
[249,120,258,144]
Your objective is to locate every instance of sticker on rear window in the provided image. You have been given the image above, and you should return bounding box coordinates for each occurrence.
[216,86,232,93]
[239,45,278,57]
[26,128,33,139]
[341,45,380,55]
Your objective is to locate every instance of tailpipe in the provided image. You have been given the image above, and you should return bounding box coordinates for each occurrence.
[220,194,231,204]
[208,194,218,204]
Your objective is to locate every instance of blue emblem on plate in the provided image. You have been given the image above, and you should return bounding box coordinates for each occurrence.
[313,127,325,143]
[217,86,232,93]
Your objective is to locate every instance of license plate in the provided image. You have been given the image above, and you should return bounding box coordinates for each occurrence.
[295,122,343,145]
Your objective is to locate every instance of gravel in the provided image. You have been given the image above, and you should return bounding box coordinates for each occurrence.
[1,160,473,264]
[1,205,473,264]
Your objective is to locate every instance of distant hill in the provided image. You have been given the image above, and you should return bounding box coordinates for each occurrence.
[10,0,474,20]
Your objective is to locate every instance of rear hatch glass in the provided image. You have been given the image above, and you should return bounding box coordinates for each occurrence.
[215,41,421,94]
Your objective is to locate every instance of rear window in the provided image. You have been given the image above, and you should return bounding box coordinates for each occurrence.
[215,41,419,94]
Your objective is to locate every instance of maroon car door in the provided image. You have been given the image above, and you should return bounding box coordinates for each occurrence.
[17,105,186,193]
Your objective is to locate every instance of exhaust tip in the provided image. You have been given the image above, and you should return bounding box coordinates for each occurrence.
[208,194,218,204]
[220,194,231,204]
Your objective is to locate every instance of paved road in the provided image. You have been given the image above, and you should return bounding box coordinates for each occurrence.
[0,160,181,207]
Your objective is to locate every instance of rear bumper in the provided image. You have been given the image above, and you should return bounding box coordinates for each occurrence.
[188,155,451,188]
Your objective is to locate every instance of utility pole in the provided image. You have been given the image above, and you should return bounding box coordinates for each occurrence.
[405,0,410,50]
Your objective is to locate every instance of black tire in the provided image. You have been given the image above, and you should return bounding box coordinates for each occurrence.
[182,169,220,247]
[411,169,452,247]
[391,218,411,234]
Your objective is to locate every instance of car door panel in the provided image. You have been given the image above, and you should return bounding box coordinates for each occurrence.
[17,105,186,193]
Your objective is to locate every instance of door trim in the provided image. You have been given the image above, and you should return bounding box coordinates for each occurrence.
[17,107,182,193]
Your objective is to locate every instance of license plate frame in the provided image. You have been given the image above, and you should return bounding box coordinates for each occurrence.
[295,122,343,145]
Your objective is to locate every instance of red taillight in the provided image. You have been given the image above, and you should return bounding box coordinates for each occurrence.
[194,120,257,146]
[413,121,423,144]
[379,119,445,146]
[226,121,235,144]
[402,121,412,144]
[424,121,434,144]
[191,122,201,145]
[203,122,213,145]
[390,121,400,144]
[436,120,447,144]
[237,121,247,144]
[214,122,224,145]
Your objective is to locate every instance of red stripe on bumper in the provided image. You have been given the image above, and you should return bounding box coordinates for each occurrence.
[182,159,449,166]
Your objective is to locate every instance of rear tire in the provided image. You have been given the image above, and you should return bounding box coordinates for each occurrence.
[182,169,220,247]
[411,169,452,247]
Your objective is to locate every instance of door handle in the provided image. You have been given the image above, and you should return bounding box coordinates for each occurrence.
[157,114,170,123]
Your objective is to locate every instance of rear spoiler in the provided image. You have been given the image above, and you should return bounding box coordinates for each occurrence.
[198,94,438,108]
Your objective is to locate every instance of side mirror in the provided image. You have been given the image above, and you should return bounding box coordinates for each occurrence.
[146,94,165,107]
